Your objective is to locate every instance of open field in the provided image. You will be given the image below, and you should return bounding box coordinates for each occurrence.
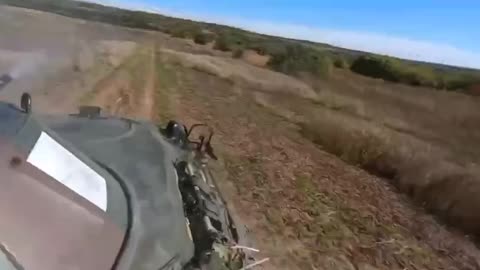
[150,51,480,269]
[2,5,480,270]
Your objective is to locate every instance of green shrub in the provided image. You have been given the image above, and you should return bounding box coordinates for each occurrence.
[170,30,188,38]
[350,56,438,87]
[442,73,479,90]
[248,41,286,56]
[350,56,396,81]
[193,32,213,45]
[267,44,332,77]
[212,30,256,52]
[334,58,349,69]
[213,34,233,51]
[168,24,201,39]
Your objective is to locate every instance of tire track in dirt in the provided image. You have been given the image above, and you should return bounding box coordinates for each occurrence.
[84,44,156,119]
[86,68,132,115]
[136,45,156,119]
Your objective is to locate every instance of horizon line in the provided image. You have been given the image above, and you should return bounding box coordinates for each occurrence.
[81,0,480,69]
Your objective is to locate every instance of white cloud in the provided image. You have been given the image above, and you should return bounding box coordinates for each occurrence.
[82,0,480,69]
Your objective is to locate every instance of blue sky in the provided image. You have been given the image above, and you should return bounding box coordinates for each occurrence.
[88,0,480,68]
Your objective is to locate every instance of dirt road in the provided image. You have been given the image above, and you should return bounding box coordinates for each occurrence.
[0,5,140,113]
[77,44,157,120]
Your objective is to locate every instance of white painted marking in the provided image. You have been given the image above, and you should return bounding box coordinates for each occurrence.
[27,132,107,211]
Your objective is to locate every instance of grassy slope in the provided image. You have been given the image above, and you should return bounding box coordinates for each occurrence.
[149,49,480,269]
[153,32,480,242]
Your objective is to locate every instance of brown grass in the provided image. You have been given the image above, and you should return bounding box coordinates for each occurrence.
[291,70,480,237]
[155,46,480,237]
[156,48,480,237]
[158,48,319,100]
[154,50,178,123]
[156,56,480,269]
[298,113,480,232]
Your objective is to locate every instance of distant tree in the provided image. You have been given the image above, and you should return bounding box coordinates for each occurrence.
[350,56,444,89]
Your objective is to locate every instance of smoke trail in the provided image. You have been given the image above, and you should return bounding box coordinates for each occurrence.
[9,52,47,80]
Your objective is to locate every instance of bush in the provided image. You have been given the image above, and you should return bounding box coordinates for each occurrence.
[267,44,332,77]
[168,24,201,39]
[248,42,285,56]
[193,32,213,45]
[351,56,397,81]
[213,34,233,51]
[351,56,438,87]
[212,30,256,53]
[334,58,349,69]
[443,73,479,91]
[170,30,188,38]
[350,55,480,91]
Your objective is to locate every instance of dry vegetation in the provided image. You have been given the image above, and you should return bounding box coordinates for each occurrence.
[281,69,480,236]
[159,49,318,99]
[149,48,480,269]
[73,34,480,267]
[3,3,480,269]
[157,40,480,238]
